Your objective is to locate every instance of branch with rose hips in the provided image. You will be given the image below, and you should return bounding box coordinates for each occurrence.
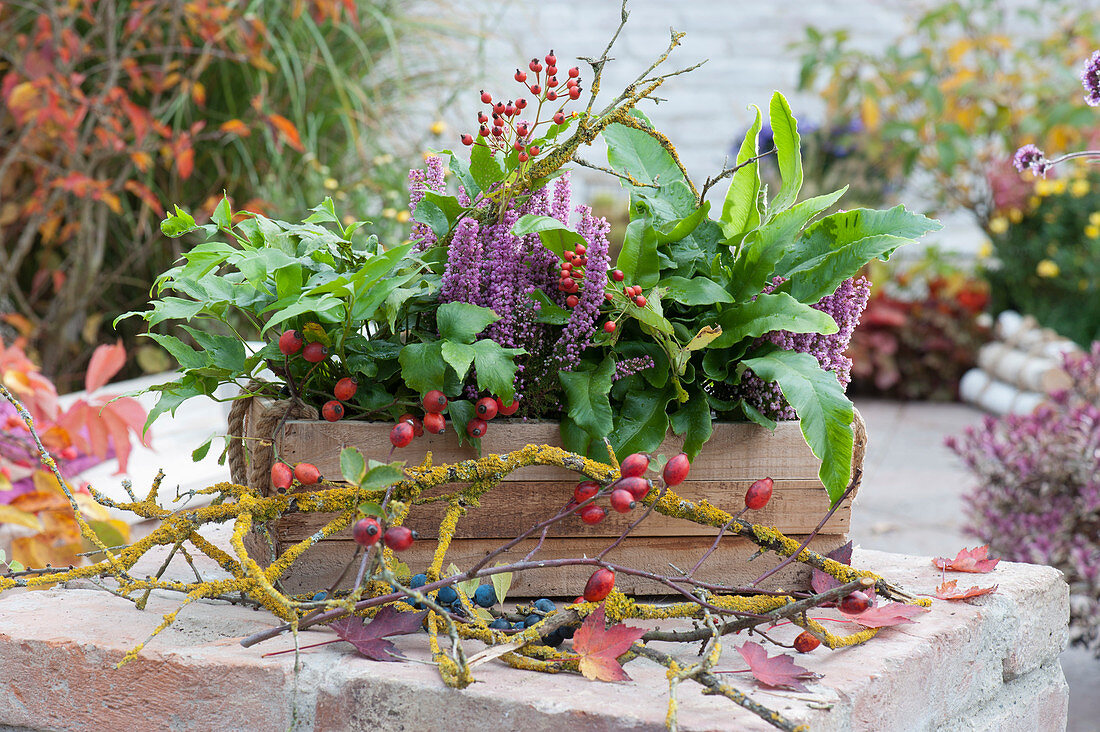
[0,382,930,731]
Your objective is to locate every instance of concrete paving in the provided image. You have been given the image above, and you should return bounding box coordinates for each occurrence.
[851,398,1100,732]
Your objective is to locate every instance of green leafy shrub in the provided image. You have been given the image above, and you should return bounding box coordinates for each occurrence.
[0,0,454,390]
[983,168,1100,345]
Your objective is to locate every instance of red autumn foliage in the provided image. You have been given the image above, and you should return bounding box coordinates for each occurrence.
[933,545,1001,573]
[330,606,428,662]
[935,580,998,601]
[840,601,929,628]
[572,603,647,682]
[733,641,820,693]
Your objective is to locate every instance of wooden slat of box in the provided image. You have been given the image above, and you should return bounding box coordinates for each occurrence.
[275,419,825,484]
[276,477,848,541]
[271,533,847,596]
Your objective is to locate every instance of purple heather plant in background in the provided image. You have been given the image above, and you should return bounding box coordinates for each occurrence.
[735,275,871,420]
[946,343,1100,656]
[408,160,610,407]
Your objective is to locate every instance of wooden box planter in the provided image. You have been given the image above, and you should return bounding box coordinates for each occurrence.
[230,396,865,597]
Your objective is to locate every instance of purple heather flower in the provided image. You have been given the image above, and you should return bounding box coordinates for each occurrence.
[553,204,612,373]
[1013,144,1050,177]
[947,342,1100,655]
[737,276,871,420]
[408,156,447,249]
[1082,50,1100,107]
[613,355,656,381]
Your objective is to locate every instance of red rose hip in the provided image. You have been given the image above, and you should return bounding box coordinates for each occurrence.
[423,412,446,434]
[583,568,615,602]
[744,477,774,510]
[495,396,519,416]
[839,590,873,615]
[620,453,650,478]
[384,525,416,551]
[352,517,382,547]
[609,488,636,513]
[334,377,358,401]
[270,462,294,491]
[423,390,448,414]
[278,329,303,355]
[322,400,344,422]
[793,631,821,653]
[399,414,424,437]
[294,462,321,485]
[663,453,690,486]
[466,417,488,439]
[579,504,606,525]
[302,341,328,363]
[475,397,498,420]
[390,422,414,448]
[613,476,652,501]
[573,480,600,504]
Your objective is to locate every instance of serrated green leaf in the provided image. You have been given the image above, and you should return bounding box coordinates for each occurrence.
[447,399,477,447]
[617,217,661,289]
[436,302,500,344]
[398,342,447,395]
[161,205,200,237]
[142,333,206,371]
[611,383,674,458]
[529,290,570,325]
[191,434,214,462]
[471,340,523,403]
[444,151,482,200]
[411,198,450,238]
[8,560,24,572]
[441,341,477,381]
[447,562,481,599]
[741,349,854,503]
[361,460,405,491]
[212,195,233,230]
[341,447,367,485]
[358,501,383,517]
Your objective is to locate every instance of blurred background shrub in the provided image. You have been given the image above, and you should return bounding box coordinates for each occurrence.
[796,0,1100,227]
[0,0,458,391]
[847,250,991,401]
[983,165,1100,346]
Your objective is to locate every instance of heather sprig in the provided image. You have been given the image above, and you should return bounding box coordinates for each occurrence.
[947,343,1100,655]
[736,276,871,421]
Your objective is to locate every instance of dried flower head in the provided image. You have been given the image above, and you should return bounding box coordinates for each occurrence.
[1012,144,1050,177]
[1081,49,1100,107]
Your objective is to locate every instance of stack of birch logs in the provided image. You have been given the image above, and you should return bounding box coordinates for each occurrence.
[959,311,1080,415]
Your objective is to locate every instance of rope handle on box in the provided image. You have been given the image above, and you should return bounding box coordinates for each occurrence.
[227,380,318,495]
[850,407,867,496]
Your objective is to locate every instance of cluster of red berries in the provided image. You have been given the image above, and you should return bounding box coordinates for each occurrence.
[600,269,649,335]
[459,50,582,162]
[279,328,329,364]
[351,516,417,552]
[558,241,589,307]
[567,452,692,526]
[389,389,519,448]
[269,460,321,491]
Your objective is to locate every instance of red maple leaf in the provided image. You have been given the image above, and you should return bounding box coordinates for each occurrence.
[935,580,998,601]
[330,606,427,662]
[735,641,819,692]
[932,545,1000,573]
[840,601,929,628]
[572,603,647,682]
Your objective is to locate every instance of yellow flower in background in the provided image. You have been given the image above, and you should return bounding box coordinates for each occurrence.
[1008,208,1023,223]
[1035,179,1055,196]
[382,207,397,219]
[395,210,411,223]
[1071,179,1090,197]
[1086,225,1100,239]
[429,120,447,136]
[1089,212,1100,225]
[323,177,339,190]
[1036,259,1060,278]
[1051,179,1067,195]
[1028,196,1041,210]
[989,217,1009,234]
[978,240,993,258]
